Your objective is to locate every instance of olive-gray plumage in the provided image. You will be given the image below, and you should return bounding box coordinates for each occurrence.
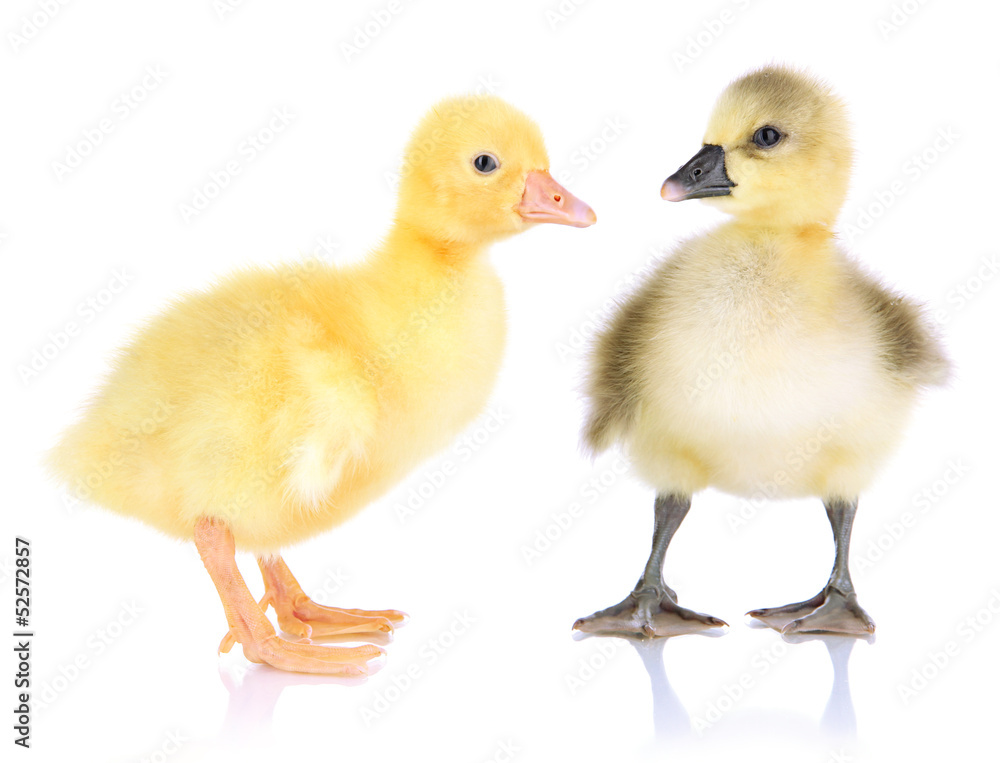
[574,65,948,639]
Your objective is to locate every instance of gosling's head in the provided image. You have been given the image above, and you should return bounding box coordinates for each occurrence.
[661,66,852,228]
[395,94,595,247]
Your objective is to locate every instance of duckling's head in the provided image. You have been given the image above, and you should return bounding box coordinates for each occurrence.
[395,94,595,248]
[662,66,852,228]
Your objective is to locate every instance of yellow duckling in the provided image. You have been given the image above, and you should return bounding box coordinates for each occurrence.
[50,94,595,675]
[574,66,947,638]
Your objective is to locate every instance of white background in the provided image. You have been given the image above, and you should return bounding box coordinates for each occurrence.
[3,0,999,761]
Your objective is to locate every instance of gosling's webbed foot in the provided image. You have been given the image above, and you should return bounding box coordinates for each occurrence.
[747,587,875,637]
[574,586,728,638]
[746,591,826,624]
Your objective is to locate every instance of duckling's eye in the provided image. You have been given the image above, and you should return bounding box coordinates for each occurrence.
[473,152,499,175]
[753,126,782,148]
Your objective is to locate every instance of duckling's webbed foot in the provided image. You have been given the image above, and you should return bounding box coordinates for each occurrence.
[195,518,384,676]
[573,494,728,637]
[257,556,407,639]
[747,497,875,638]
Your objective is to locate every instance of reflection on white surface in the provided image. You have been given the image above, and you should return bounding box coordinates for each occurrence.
[216,634,386,747]
[218,662,342,746]
[577,630,861,751]
[628,636,691,742]
[790,634,859,742]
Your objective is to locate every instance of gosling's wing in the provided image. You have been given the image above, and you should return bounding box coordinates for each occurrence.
[848,267,950,388]
[582,265,671,454]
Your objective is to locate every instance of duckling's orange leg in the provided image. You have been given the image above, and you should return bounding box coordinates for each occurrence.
[574,493,728,637]
[194,518,383,675]
[747,497,875,638]
[257,555,408,639]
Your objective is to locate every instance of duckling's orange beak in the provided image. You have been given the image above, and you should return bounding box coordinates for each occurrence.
[518,171,596,228]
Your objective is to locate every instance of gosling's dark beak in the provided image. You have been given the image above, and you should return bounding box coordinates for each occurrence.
[660,144,735,201]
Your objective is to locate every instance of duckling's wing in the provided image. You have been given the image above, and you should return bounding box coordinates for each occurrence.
[583,267,669,453]
[848,268,950,388]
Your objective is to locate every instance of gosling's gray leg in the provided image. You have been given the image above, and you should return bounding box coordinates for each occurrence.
[574,494,728,637]
[747,497,875,637]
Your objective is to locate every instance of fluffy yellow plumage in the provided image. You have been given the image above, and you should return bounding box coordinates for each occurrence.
[49,94,595,675]
[50,238,505,552]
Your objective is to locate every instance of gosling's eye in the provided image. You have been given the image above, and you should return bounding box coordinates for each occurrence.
[473,152,499,174]
[753,126,782,148]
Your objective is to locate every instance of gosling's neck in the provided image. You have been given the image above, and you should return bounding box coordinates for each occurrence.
[722,211,844,312]
[724,204,840,249]
[722,194,842,240]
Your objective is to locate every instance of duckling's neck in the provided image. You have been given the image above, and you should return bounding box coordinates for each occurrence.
[376,223,488,272]
[361,223,498,320]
